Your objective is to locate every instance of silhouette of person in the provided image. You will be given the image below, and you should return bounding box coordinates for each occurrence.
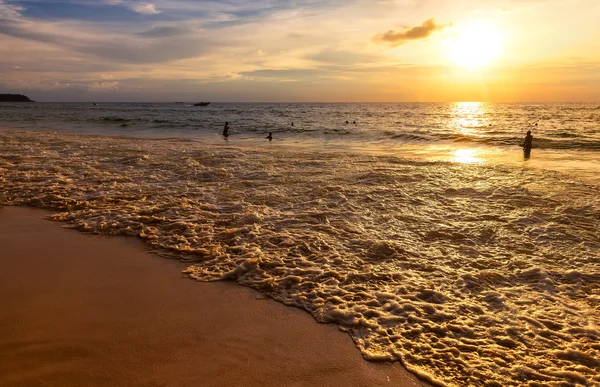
[345,120,349,124]
[353,121,356,124]
[291,122,294,126]
[223,122,229,137]
[266,132,273,141]
[522,130,533,159]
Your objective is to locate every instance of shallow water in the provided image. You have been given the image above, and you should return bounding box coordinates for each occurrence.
[1,129,598,386]
[1,102,600,150]
[2,101,600,181]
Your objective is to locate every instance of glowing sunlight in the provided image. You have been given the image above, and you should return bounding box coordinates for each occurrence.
[451,148,483,164]
[448,102,490,136]
[445,21,502,68]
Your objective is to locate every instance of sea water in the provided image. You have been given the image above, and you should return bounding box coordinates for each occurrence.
[1,102,599,386]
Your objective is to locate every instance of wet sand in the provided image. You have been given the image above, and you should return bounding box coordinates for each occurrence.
[0,206,430,387]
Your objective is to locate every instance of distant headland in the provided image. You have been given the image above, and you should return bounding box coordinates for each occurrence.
[0,94,35,102]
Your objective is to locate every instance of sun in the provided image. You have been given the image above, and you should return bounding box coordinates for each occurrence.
[445,21,502,68]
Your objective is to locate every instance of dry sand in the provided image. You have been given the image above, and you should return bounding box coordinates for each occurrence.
[0,206,430,387]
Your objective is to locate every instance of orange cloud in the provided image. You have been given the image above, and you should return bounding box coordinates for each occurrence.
[373,18,446,47]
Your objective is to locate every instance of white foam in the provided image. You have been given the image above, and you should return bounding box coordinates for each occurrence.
[1,129,599,386]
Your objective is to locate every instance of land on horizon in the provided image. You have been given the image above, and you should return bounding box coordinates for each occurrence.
[0,94,34,102]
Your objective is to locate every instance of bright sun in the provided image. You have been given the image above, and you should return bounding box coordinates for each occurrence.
[445,21,502,68]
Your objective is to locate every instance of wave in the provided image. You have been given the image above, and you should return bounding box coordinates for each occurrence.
[390,133,431,142]
[99,116,134,123]
[1,129,599,387]
[421,132,600,150]
[2,102,600,156]
[522,137,600,150]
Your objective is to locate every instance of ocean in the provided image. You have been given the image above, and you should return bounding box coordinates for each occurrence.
[1,102,599,386]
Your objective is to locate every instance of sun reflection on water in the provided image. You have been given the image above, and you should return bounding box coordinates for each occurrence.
[445,103,490,164]
[451,148,483,164]
[447,102,491,137]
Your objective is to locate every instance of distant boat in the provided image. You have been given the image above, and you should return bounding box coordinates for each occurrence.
[193,102,210,106]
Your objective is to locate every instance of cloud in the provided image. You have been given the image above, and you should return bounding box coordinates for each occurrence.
[129,3,160,15]
[309,50,384,66]
[135,25,189,38]
[0,1,24,19]
[0,18,211,64]
[373,18,446,47]
[103,0,160,15]
[238,68,324,82]
[89,80,120,90]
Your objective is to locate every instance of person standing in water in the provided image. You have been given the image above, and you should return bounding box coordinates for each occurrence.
[223,122,230,137]
[522,130,533,159]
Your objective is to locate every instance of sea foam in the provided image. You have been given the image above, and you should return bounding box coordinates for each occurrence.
[1,129,599,386]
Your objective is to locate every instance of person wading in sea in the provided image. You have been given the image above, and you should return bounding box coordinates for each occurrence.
[522,130,533,159]
[223,122,230,137]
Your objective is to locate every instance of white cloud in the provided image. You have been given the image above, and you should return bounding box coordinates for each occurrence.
[103,0,160,14]
[129,3,160,15]
[221,72,241,80]
[0,0,24,19]
[89,80,120,90]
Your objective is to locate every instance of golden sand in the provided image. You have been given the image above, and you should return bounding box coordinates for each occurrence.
[0,206,429,387]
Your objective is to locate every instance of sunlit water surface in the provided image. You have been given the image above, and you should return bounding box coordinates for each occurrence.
[1,102,599,386]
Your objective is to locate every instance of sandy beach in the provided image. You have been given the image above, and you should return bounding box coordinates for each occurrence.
[0,206,430,387]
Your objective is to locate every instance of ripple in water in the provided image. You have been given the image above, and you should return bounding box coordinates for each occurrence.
[1,130,599,386]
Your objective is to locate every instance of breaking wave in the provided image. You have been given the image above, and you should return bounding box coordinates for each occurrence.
[1,129,599,386]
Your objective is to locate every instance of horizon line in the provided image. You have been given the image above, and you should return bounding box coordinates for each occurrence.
[5,100,599,104]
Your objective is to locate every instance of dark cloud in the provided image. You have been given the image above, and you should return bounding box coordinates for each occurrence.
[239,63,433,80]
[11,0,171,22]
[0,19,212,64]
[0,57,119,73]
[135,25,191,38]
[0,19,59,45]
[373,18,445,47]
[82,38,210,64]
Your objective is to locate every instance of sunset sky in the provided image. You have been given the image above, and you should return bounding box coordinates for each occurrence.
[1,0,599,102]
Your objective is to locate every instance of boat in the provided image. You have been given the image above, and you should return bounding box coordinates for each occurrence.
[193,102,210,106]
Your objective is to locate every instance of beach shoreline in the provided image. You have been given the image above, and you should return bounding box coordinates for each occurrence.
[0,205,430,387]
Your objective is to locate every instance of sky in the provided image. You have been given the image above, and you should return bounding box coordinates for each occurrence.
[0,0,599,102]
